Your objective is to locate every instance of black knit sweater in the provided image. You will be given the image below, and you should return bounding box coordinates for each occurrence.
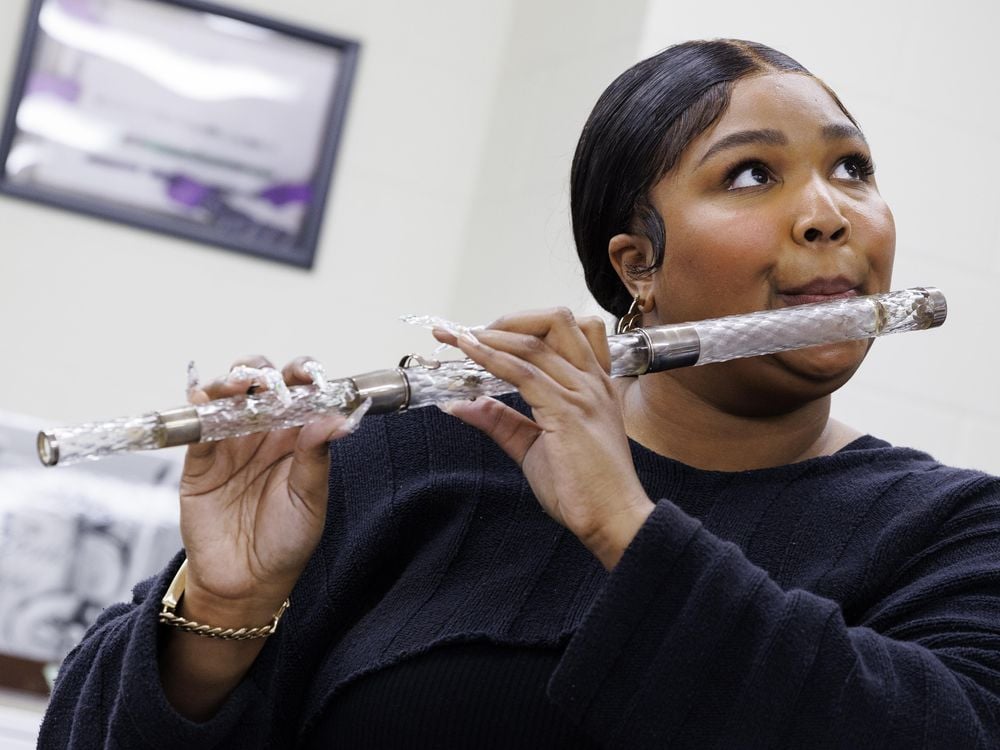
[39,397,1000,748]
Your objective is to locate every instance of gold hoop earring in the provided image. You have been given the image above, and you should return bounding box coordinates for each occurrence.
[616,295,644,334]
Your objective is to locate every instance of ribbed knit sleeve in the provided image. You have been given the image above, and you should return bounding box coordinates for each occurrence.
[548,483,1000,749]
[37,551,295,749]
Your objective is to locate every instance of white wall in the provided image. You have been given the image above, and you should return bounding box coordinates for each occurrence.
[2,0,998,474]
[452,0,650,321]
[0,0,647,435]
[0,0,518,422]
[638,0,1000,473]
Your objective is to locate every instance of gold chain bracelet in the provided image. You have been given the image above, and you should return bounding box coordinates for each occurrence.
[158,560,290,641]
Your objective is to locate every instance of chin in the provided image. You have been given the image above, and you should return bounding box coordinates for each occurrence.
[727,341,867,417]
[771,340,869,384]
[671,344,864,418]
[670,338,873,418]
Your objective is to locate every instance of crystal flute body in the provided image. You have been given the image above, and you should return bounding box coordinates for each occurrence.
[37,287,946,466]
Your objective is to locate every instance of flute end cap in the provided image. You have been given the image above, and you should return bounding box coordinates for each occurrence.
[920,287,948,328]
[37,431,59,466]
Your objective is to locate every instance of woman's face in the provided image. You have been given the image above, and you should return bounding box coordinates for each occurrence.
[626,72,896,412]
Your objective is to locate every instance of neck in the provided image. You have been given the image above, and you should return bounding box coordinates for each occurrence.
[617,374,860,472]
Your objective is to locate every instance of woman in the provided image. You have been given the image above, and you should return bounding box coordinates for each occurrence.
[40,40,1000,748]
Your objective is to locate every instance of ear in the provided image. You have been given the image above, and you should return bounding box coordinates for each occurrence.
[608,233,656,312]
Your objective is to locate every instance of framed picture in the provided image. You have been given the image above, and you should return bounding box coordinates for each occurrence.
[0,0,359,268]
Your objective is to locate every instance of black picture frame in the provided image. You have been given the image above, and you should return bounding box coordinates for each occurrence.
[0,0,359,268]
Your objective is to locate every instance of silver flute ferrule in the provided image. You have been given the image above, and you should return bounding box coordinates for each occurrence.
[159,406,203,447]
[37,431,59,467]
[349,369,410,413]
[638,324,701,373]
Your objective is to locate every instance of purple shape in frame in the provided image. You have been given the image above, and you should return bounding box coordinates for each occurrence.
[166,175,216,208]
[56,0,100,22]
[26,72,81,103]
[259,183,313,207]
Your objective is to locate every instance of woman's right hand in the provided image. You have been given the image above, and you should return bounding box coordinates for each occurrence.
[176,355,363,627]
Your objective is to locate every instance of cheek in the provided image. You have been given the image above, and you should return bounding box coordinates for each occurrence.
[853,198,896,285]
[661,206,780,314]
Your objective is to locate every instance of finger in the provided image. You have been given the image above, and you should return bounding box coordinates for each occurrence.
[302,360,328,388]
[183,380,258,465]
[188,388,210,406]
[287,399,372,505]
[184,381,246,463]
[295,398,370,458]
[228,355,276,393]
[436,325,599,395]
[446,329,571,408]
[199,375,261,402]
[188,355,280,461]
[231,354,276,372]
[579,316,612,374]
[440,397,540,466]
[465,328,588,392]
[486,308,604,372]
[228,365,291,405]
[281,356,321,387]
[197,355,275,400]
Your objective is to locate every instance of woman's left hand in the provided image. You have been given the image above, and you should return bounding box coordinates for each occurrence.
[433,308,654,569]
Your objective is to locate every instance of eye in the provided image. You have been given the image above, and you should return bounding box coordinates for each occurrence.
[727,163,774,190]
[833,153,875,181]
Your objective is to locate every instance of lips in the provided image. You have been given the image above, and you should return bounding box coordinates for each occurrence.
[777,277,860,307]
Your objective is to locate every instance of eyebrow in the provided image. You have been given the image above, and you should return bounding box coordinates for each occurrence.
[821,123,868,145]
[697,129,786,166]
[697,123,869,167]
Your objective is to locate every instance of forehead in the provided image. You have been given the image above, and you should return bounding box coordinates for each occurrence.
[686,73,857,159]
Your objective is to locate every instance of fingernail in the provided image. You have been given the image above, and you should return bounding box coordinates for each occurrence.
[303,360,328,388]
[435,399,457,415]
[186,361,201,404]
[344,398,373,433]
[261,367,293,406]
[228,365,256,383]
[459,331,480,348]
[187,361,200,390]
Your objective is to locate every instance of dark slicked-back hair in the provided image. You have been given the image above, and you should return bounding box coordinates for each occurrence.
[571,39,826,317]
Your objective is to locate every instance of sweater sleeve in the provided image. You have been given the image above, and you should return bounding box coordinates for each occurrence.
[548,486,1000,749]
[37,551,289,750]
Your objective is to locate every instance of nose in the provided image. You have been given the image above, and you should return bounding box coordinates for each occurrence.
[792,176,851,247]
